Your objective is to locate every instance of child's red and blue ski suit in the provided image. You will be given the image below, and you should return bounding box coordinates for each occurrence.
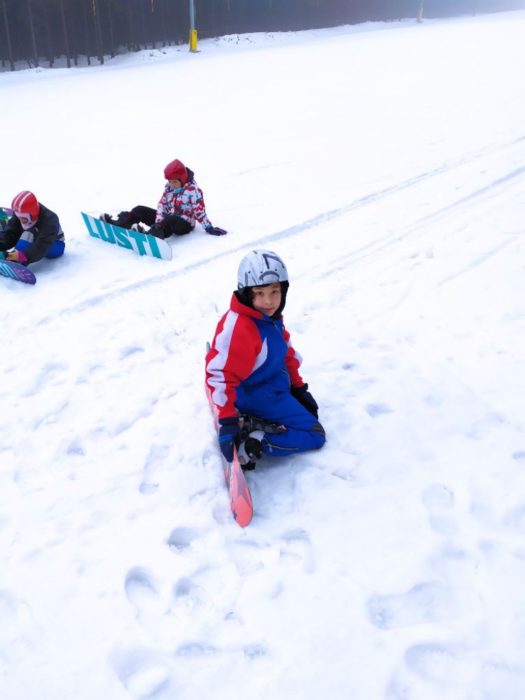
[206,293,325,457]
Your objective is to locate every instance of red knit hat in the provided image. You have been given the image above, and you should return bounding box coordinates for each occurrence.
[12,190,40,227]
[163,159,188,185]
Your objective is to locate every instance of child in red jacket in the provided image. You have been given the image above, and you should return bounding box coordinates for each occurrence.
[206,249,325,469]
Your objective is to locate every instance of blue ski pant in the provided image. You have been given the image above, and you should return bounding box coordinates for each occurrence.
[236,387,326,457]
[16,239,65,259]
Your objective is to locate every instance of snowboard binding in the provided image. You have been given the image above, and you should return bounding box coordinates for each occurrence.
[236,415,287,471]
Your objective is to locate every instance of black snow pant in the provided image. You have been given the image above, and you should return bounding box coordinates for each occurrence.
[115,206,193,239]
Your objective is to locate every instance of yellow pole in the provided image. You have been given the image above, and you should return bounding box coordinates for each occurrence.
[189,28,198,52]
[189,0,198,52]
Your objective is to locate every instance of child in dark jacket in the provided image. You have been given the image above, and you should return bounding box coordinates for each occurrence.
[0,191,65,265]
[206,249,325,469]
[102,159,226,239]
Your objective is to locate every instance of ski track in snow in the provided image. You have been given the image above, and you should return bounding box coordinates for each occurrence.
[33,133,525,326]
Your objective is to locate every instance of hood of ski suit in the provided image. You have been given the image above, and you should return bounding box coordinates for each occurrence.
[205,293,303,420]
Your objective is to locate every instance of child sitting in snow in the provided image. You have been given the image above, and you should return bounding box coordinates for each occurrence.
[102,158,226,239]
[206,249,326,470]
[0,191,65,265]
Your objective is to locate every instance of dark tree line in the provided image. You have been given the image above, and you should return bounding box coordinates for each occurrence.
[1,0,523,71]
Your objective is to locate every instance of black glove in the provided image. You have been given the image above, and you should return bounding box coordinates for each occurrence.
[291,383,319,418]
[218,417,240,462]
[205,225,227,236]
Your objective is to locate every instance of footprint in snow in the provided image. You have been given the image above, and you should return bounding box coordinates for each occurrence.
[172,576,205,610]
[110,647,173,699]
[140,444,170,495]
[404,641,473,686]
[366,581,456,630]
[502,503,525,535]
[227,538,279,577]
[124,567,161,617]
[173,576,198,598]
[166,526,202,551]
[366,402,393,417]
[421,483,458,535]
[280,528,316,574]
[66,439,85,457]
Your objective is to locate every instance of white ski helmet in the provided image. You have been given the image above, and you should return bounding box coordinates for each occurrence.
[237,249,288,290]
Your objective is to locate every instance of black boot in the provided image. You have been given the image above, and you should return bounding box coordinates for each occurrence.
[148,225,169,240]
[114,211,133,229]
[237,433,264,470]
[102,212,133,229]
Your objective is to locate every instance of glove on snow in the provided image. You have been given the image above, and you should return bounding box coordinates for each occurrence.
[218,417,241,462]
[291,383,319,418]
[205,225,227,236]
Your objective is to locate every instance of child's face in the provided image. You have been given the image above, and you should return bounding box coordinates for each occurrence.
[251,282,282,316]
[16,214,34,229]
[168,179,182,189]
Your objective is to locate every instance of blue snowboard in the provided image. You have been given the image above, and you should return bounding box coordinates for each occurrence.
[81,213,172,260]
[0,258,36,285]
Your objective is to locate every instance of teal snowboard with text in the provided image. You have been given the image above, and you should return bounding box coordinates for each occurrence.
[81,213,172,260]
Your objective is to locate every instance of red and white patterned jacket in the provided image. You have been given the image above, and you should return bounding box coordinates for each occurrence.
[155,180,212,229]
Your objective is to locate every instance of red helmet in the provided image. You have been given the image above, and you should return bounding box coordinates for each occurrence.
[12,190,40,228]
[163,159,188,185]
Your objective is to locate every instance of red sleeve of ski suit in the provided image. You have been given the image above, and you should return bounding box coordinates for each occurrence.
[283,325,304,389]
[206,308,263,420]
[206,299,305,420]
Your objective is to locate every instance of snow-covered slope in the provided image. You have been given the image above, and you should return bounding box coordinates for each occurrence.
[1,12,524,700]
